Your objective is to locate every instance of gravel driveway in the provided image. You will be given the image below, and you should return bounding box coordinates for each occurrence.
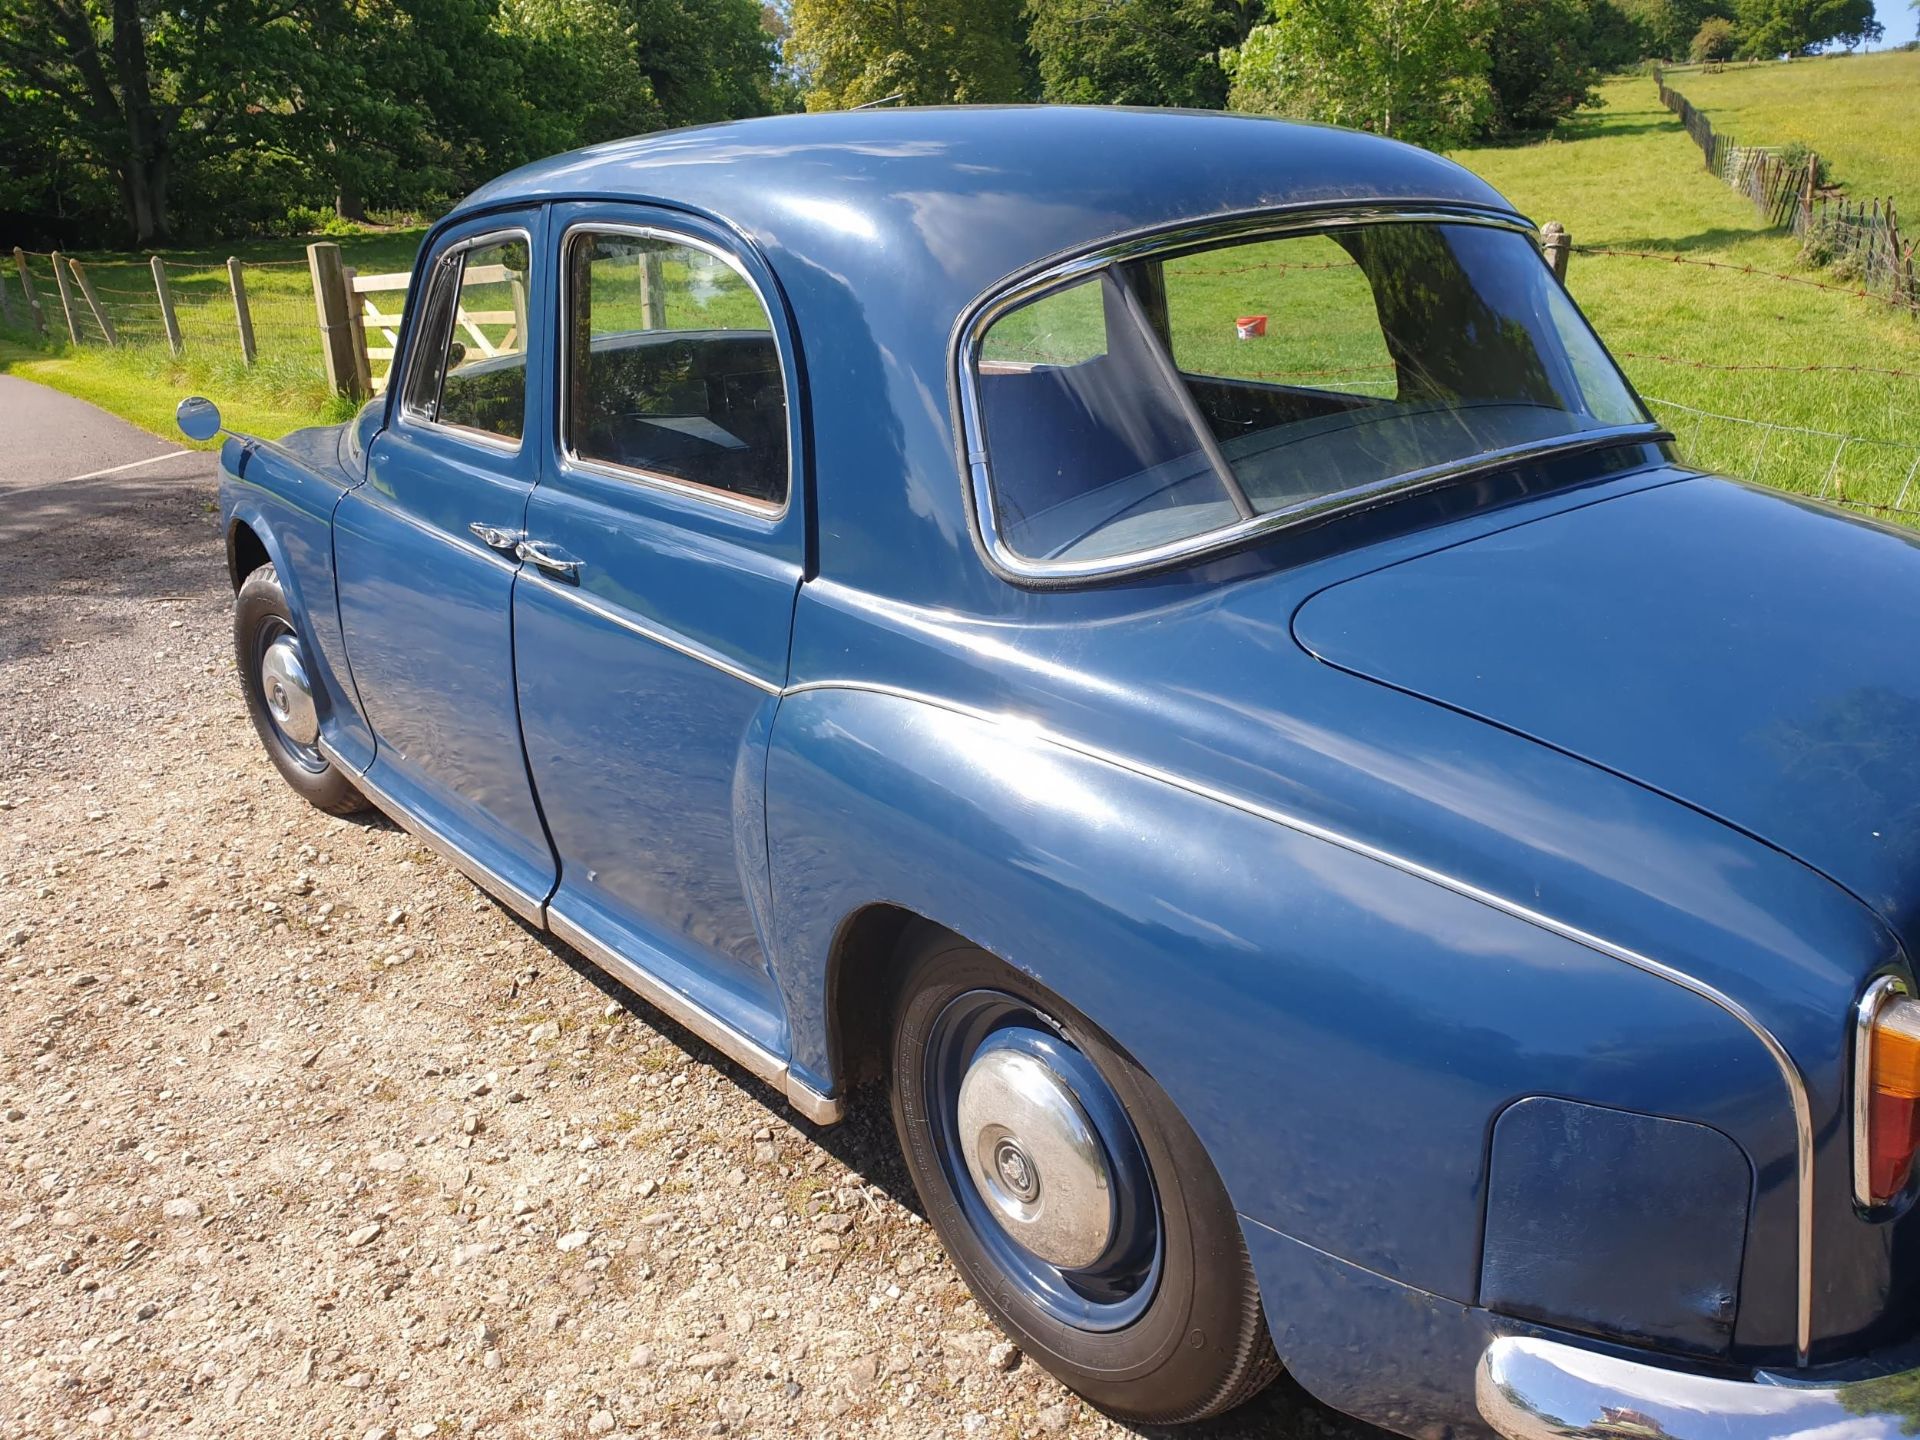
[0,381,1392,1440]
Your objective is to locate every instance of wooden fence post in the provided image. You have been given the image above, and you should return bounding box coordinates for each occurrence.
[341,266,373,398]
[640,249,666,330]
[66,257,116,346]
[0,263,14,328]
[48,250,81,343]
[12,248,46,336]
[150,255,182,356]
[227,258,257,366]
[308,242,364,398]
[1541,221,1571,283]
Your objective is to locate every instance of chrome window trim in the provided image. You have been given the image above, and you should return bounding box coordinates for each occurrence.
[1853,973,1910,1209]
[521,570,782,695]
[397,225,535,456]
[557,220,794,522]
[779,677,1817,1362]
[951,205,1663,586]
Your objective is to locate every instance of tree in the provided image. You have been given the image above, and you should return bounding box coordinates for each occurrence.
[1480,0,1601,136]
[1223,0,1492,151]
[1616,0,1735,56]
[1025,0,1235,108]
[1690,12,1740,52]
[1734,0,1879,53]
[786,0,1027,109]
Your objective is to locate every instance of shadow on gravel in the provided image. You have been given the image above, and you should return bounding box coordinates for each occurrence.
[386,888,1401,1440]
[0,463,223,666]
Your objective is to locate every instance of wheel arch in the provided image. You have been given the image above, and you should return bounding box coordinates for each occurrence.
[762,682,1791,1314]
[227,516,271,590]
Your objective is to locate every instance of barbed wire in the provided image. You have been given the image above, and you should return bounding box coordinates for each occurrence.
[1617,349,1919,379]
[1572,245,1910,307]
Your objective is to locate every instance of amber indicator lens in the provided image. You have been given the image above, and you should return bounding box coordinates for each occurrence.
[1868,998,1920,1205]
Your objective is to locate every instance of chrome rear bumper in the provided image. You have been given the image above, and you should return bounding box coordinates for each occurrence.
[1478,1334,1920,1439]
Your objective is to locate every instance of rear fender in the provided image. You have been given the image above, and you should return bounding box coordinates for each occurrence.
[762,685,1787,1316]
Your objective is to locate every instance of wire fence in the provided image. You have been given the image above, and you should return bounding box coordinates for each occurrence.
[3,247,325,377]
[1647,396,1920,519]
[1653,68,1917,313]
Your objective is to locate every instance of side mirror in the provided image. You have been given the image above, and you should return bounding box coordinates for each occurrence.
[176,396,223,443]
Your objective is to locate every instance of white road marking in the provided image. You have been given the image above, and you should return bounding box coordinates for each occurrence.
[60,449,190,484]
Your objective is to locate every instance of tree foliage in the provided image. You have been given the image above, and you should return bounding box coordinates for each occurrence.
[1026,0,1235,109]
[0,0,778,245]
[1223,0,1493,150]
[1480,0,1602,135]
[785,0,1027,109]
[1690,12,1740,54]
[1733,0,1878,53]
[1615,0,1735,56]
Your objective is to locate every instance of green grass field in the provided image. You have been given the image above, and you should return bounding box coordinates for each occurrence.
[5,71,1918,515]
[0,229,425,441]
[1657,52,1920,219]
[1454,72,1920,511]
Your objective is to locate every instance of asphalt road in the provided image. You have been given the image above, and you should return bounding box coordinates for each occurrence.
[0,375,1402,1440]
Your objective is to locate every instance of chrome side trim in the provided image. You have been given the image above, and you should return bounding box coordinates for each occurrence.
[316,737,838,1124]
[1853,974,1910,1208]
[318,738,547,926]
[549,907,842,1125]
[521,571,782,695]
[780,678,1817,1361]
[950,205,1663,586]
[1477,1335,1910,1440]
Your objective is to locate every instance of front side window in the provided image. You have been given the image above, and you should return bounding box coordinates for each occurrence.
[564,230,789,509]
[403,234,530,444]
[969,220,1647,570]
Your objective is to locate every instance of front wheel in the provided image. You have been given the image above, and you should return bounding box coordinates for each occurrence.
[888,927,1279,1424]
[234,564,366,816]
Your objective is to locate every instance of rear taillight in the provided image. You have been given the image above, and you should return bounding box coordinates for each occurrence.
[1857,979,1920,1207]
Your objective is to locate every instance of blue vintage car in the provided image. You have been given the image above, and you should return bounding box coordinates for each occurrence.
[183,107,1920,1438]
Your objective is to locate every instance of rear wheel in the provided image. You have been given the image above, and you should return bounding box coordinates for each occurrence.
[235,564,366,816]
[888,926,1279,1424]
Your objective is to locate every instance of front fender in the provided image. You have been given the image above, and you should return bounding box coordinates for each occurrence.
[220,431,373,769]
[762,685,1787,1327]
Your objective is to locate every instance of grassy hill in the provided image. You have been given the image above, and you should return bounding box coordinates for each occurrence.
[1657,52,1920,220]
[1454,72,1920,513]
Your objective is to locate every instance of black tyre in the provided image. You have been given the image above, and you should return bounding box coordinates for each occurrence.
[234,564,367,816]
[889,924,1280,1424]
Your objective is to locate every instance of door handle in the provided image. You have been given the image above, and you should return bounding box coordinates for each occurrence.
[468,521,524,553]
[515,538,583,580]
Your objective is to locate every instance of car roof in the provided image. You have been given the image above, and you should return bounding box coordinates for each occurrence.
[451,106,1518,310]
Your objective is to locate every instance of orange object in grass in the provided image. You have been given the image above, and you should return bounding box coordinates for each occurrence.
[1235,315,1267,339]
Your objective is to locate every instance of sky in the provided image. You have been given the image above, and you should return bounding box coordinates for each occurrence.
[1870,1,1919,46]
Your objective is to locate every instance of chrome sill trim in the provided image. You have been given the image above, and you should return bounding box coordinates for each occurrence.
[1854,974,1910,1208]
[549,907,841,1125]
[318,738,547,926]
[520,571,782,695]
[780,678,1816,1361]
[1477,1335,1897,1440]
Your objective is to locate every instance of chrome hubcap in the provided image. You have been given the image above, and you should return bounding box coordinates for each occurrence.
[955,1044,1114,1270]
[260,635,319,747]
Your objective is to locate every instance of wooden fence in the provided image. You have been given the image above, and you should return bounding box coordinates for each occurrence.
[0,241,526,402]
[1654,67,1917,312]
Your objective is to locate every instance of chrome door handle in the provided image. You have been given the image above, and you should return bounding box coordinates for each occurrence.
[468,522,523,553]
[515,538,582,580]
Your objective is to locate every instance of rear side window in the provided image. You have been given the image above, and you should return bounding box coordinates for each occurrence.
[564,230,789,510]
[402,234,530,444]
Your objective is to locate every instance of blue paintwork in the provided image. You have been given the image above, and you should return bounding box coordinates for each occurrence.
[207,107,1920,1438]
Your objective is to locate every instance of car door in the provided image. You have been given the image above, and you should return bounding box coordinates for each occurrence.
[334,210,558,918]
[512,205,804,1051]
